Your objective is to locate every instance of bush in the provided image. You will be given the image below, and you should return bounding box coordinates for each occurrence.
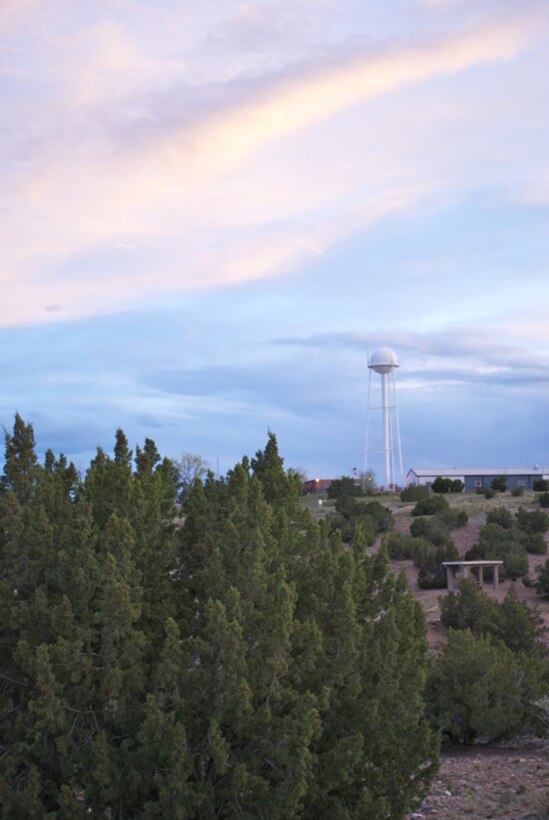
[495,586,545,655]
[476,486,496,499]
[410,517,452,546]
[411,495,449,516]
[327,477,362,498]
[466,524,529,579]
[516,507,549,534]
[382,531,425,560]
[538,493,549,509]
[361,500,394,533]
[441,581,544,655]
[327,511,377,545]
[533,479,549,492]
[511,486,525,497]
[335,493,361,518]
[486,506,514,529]
[491,476,508,493]
[434,508,468,529]
[412,540,459,589]
[519,531,547,555]
[431,477,464,494]
[400,484,430,502]
[427,629,524,744]
[440,579,498,634]
[536,560,549,597]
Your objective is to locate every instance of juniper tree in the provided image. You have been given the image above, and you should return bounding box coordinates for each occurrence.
[1,421,438,818]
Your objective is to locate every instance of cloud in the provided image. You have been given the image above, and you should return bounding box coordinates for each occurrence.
[2,5,546,327]
[269,324,549,387]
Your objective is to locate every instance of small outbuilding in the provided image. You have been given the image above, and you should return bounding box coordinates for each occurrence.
[443,560,503,592]
[406,467,549,492]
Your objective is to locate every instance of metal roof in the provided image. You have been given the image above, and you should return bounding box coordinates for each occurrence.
[407,467,549,477]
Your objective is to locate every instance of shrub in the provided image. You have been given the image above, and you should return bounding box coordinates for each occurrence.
[519,532,547,555]
[431,477,464,494]
[411,495,449,516]
[410,517,452,546]
[533,479,549,492]
[511,486,525,497]
[535,560,549,598]
[327,511,377,545]
[538,493,549,509]
[476,486,496,499]
[326,512,353,542]
[413,540,459,589]
[335,493,362,518]
[434,507,468,529]
[442,581,544,656]
[466,524,529,579]
[495,586,545,655]
[327,477,362,498]
[486,506,514,529]
[361,500,394,533]
[440,579,498,634]
[515,507,549,534]
[491,476,508,493]
[382,531,425,560]
[427,629,524,744]
[400,484,430,502]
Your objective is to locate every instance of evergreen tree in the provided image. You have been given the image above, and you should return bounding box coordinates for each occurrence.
[0,420,438,817]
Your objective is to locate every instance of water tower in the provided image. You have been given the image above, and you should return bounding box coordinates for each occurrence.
[364,347,403,491]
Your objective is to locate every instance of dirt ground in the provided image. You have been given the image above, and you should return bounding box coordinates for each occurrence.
[409,737,549,819]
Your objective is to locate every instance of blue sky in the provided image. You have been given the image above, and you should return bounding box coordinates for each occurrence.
[1,0,548,481]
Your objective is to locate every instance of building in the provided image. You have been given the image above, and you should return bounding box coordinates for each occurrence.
[302,478,335,494]
[406,467,549,492]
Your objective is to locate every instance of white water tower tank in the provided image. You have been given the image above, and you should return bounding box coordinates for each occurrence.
[365,347,403,491]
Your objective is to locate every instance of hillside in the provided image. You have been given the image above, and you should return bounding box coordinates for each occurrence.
[305,489,549,818]
[305,489,549,648]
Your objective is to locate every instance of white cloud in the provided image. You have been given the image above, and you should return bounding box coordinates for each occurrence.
[1,2,548,328]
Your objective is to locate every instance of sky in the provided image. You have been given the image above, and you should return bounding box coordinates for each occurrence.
[1,0,549,482]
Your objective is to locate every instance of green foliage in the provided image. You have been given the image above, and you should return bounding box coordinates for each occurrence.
[476,486,496,499]
[427,630,525,744]
[533,479,549,492]
[536,560,549,597]
[411,495,449,517]
[0,418,438,818]
[382,532,427,560]
[466,523,529,579]
[1,413,39,504]
[410,516,452,547]
[331,497,393,544]
[440,581,544,655]
[400,484,430,502]
[538,492,549,508]
[511,486,524,497]
[361,500,394,533]
[431,477,464,494]
[519,531,547,555]
[486,506,514,529]
[327,476,362,499]
[490,476,508,492]
[434,507,468,529]
[412,540,459,589]
[515,506,549,534]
